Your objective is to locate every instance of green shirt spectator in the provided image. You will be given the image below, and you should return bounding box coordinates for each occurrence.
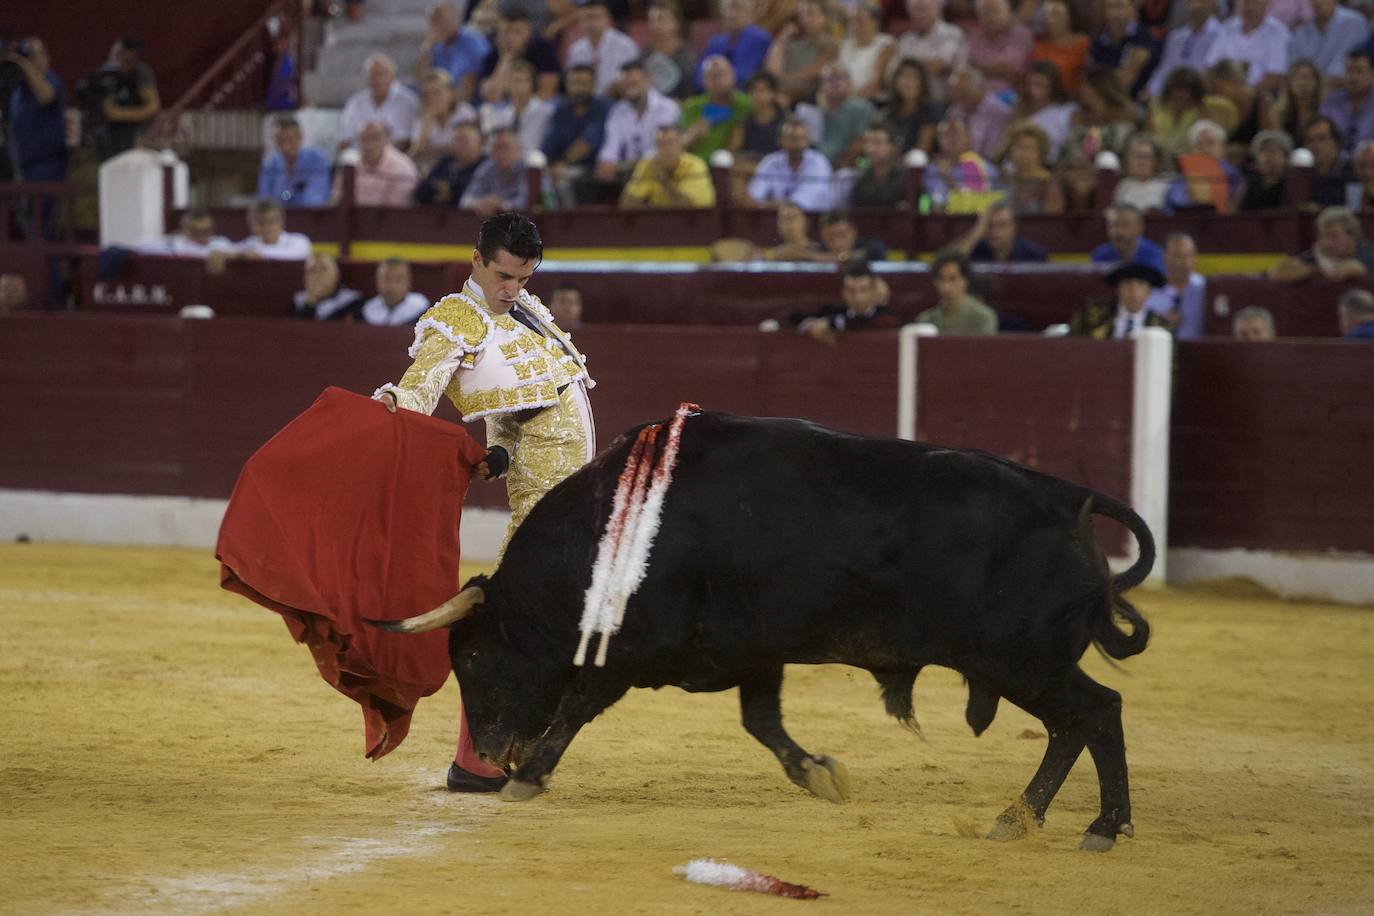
[918,250,999,335]
[681,55,751,160]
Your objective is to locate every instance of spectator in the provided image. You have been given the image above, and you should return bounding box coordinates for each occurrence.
[1014,61,1076,158]
[292,253,363,321]
[1070,262,1171,339]
[478,9,561,103]
[415,121,487,204]
[681,56,751,160]
[548,283,583,328]
[495,0,559,35]
[360,258,429,326]
[544,64,611,207]
[257,115,332,208]
[1338,287,1374,337]
[815,64,877,167]
[1148,66,1207,156]
[0,274,30,314]
[335,121,420,207]
[967,0,1034,96]
[1289,0,1369,79]
[1232,304,1277,339]
[999,122,1064,214]
[748,115,836,210]
[818,210,889,261]
[1203,58,1258,143]
[620,124,716,207]
[1031,0,1090,94]
[791,258,901,344]
[849,123,906,208]
[1303,114,1355,206]
[643,0,699,100]
[1060,66,1142,209]
[1203,0,1290,92]
[892,0,969,104]
[840,3,895,101]
[340,54,420,151]
[1144,0,1222,100]
[925,112,999,208]
[1267,0,1314,29]
[766,0,839,104]
[1090,0,1163,98]
[1261,59,1323,139]
[916,250,998,334]
[207,200,312,274]
[416,2,491,103]
[460,127,532,214]
[565,0,641,97]
[947,66,1013,161]
[1113,132,1172,211]
[4,37,67,238]
[1167,118,1245,212]
[736,72,786,162]
[697,0,774,90]
[1091,203,1165,271]
[881,59,941,154]
[98,36,161,160]
[1349,138,1374,210]
[1144,232,1206,338]
[133,208,234,257]
[1271,205,1374,280]
[479,60,554,154]
[1320,48,1374,156]
[410,69,478,172]
[951,198,1050,261]
[595,60,682,195]
[764,200,824,259]
[1240,129,1293,209]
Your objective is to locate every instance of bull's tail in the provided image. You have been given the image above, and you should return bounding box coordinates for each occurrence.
[1080,496,1154,660]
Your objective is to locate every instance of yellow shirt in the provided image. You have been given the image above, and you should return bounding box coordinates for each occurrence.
[622,153,716,207]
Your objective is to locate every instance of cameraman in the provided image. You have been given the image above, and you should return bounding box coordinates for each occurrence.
[3,37,66,237]
[100,36,160,159]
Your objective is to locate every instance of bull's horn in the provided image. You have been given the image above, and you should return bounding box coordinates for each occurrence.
[365,586,485,634]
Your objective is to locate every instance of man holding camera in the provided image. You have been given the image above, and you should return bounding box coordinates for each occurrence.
[3,37,66,237]
[97,37,161,160]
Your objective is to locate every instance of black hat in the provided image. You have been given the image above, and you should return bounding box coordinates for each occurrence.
[1105,263,1166,288]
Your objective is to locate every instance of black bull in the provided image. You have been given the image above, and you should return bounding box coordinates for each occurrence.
[372,411,1154,851]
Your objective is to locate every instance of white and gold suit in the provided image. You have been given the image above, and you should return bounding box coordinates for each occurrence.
[374,278,595,551]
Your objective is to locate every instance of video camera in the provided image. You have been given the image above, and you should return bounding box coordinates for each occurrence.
[0,37,35,93]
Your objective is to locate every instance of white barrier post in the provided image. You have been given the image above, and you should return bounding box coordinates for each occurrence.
[1130,327,1173,584]
[897,323,939,441]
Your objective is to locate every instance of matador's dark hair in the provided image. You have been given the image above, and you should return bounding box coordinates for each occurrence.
[476,212,543,265]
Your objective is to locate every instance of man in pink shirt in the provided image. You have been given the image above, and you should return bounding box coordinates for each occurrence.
[965,0,1033,95]
[335,120,421,207]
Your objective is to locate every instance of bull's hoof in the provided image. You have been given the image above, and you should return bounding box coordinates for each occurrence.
[499,778,546,802]
[1078,832,1116,853]
[986,800,1039,842]
[799,755,851,804]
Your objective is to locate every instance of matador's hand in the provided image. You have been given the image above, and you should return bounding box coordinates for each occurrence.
[475,446,509,480]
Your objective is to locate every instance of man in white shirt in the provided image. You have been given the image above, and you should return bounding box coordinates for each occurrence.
[339,54,421,150]
[1288,0,1369,78]
[360,258,430,326]
[891,0,968,103]
[1144,0,1222,99]
[594,59,681,192]
[565,0,642,97]
[1203,0,1290,91]
[134,208,233,258]
[747,115,836,211]
[1144,232,1207,339]
[207,200,313,273]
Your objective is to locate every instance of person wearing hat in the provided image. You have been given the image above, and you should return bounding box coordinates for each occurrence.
[1069,262,1173,339]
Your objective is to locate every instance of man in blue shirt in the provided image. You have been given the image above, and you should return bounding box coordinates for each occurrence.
[1090,0,1163,97]
[696,0,772,89]
[1090,204,1165,272]
[3,37,66,238]
[416,3,490,104]
[257,116,332,207]
[1144,232,1206,339]
[543,64,611,207]
[956,201,1050,262]
[1339,288,1374,339]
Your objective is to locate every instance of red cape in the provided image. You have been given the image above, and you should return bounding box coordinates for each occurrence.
[216,387,488,759]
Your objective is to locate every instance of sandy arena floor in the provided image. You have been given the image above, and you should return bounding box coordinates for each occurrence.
[3,543,1373,915]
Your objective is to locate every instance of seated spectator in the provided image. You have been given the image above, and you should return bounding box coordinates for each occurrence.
[1239,129,1293,209]
[1271,205,1374,280]
[1113,132,1171,212]
[478,9,561,103]
[335,121,421,207]
[134,208,234,257]
[1144,0,1221,101]
[1167,118,1245,213]
[643,0,699,101]
[1091,0,1162,98]
[1144,232,1206,338]
[1289,0,1368,80]
[1031,0,1090,95]
[565,0,641,97]
[736,72,786,163]
[815,64,877,167]
[1303,114,1355,207]
[99,36,161,161]
[1261,59,1323,141]
[258,116,332,208]
[999,122,1064,214]
[0,274,30,314]
[790,258,901,344]
[544,65,611,207]
[340,54,420,151]
[594,60,682,198]
[620,124,716,207]
[916,250,998,334]
[848,123,906,208]
[1349,139,1374,210]
[479,60,554,154]
[747,115,836,211]
[881,59,941,154]
[1201,58,1255,143]
[1070,262,1171,339]
[1202,0,1290,93]
[1232,304,1277,339]
[766,0,839,104]
[1148,66,1206,157]
[697,0,773,90]
[951,198,1050,262]
[947,66,1012,162]
[411,69,478,173]
[1320,48,1374,157]
[416,2,490,103]
[818,210,889,262]
[1014,61,1076,159]
[924,113,999,210]
[548,283,583,328]
[360,258,430,326]
[681,56,751,161]
[1091,203,1165,271]
[415,121,486,204]
[292,253,363,321]
[839,3,895,101]
[460,127,532,214]
[966,0,1034,96]
[762,200,824,259]
[1338,287,1374,338]
[1060,66,1142,209]
[892,0,968,105]
[207,200,312,273]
